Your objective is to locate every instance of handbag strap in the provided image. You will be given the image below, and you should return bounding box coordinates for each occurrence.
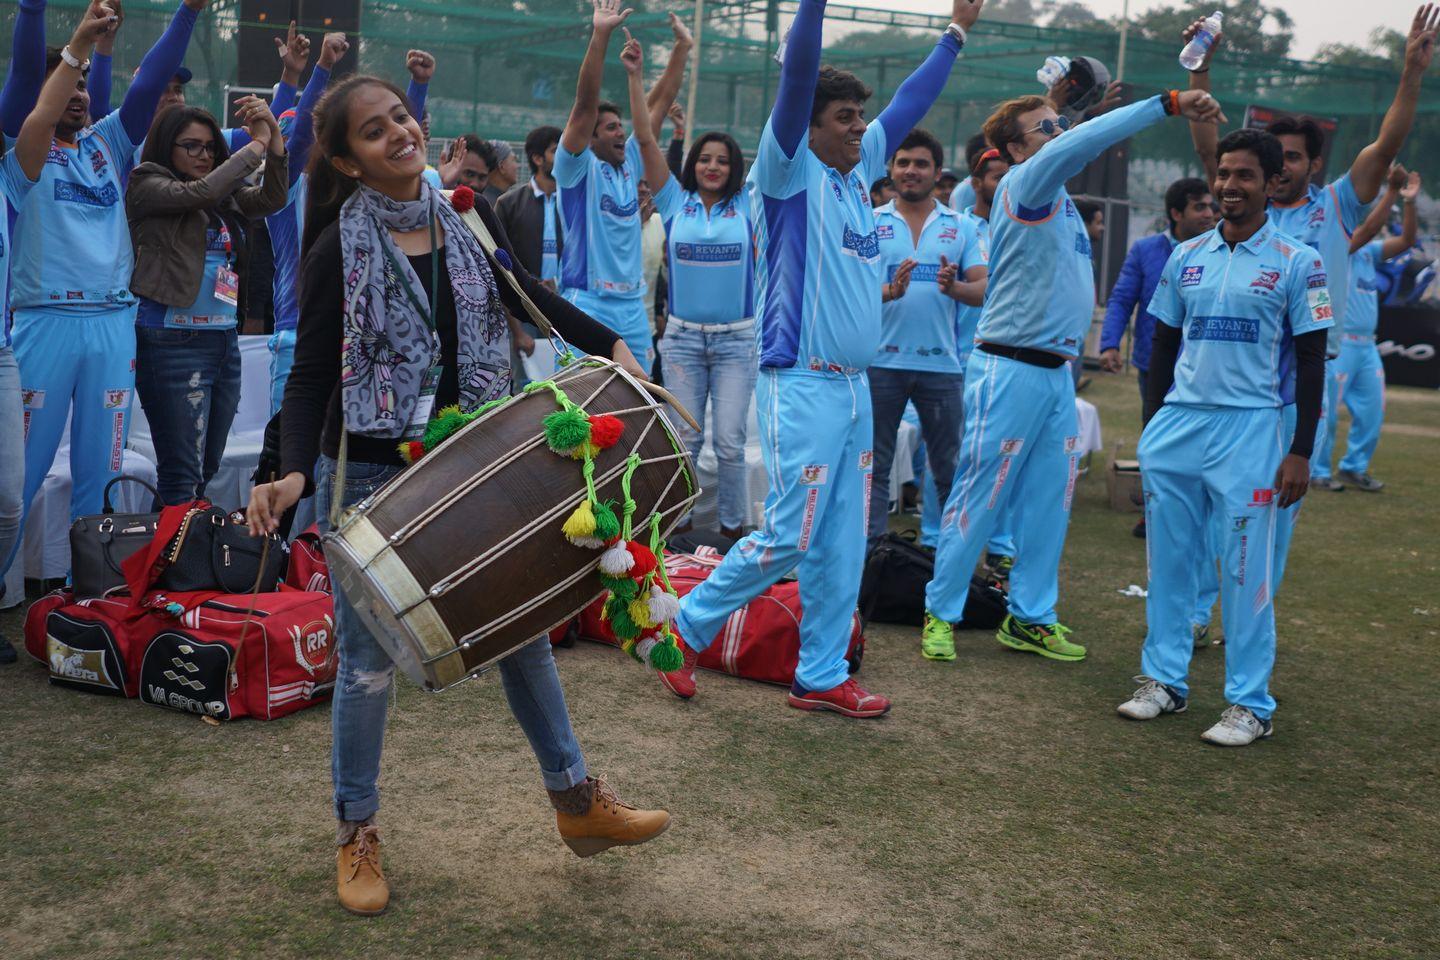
[103,474,161,513]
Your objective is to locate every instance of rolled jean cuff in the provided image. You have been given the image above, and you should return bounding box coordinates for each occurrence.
[333,793,381,823]
[539,756,589,793]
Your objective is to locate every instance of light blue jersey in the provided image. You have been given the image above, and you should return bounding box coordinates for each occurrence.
[949,178,975,213]
[872,199,982,373]
[981,97,1167,356]
[750,118,889,371]
[654,178,753,324]
[1148,219,1331,408]
[554,135,645,299]
[1345,240,1383,337]
[136,223,237,330]
[955,205,991,367]
[535,179,561,286]
[5,111,140,311]
[1269,173,1369,354]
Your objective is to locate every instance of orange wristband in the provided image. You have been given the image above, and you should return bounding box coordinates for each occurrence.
[1164,89,1181,116]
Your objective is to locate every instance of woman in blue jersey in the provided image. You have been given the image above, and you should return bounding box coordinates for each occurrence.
[126,100,288,505]
[623,37,755,539]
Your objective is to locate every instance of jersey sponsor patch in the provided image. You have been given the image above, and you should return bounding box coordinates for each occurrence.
[999,438,1024,456]
[901,263,943,282]
[103,388,130,409]
[1180,265,1204,287]
[21,388,44,409]
[841,225,879,262]
[674,241,743,265]
[1307,273,1328,289]
[858,450,873,471]
[54,181,119,207]
[797,488,820,551]
[1312,303,1333,322]
[799,464,829,485]
[45,147,69,167]
[1249,488,1274,507]
[875,224,895,240]
[109,411,126,471]
[1188,315,1259,344]
[598,194,638,218]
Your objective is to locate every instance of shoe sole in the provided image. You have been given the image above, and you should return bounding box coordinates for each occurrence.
[1200,730,1273,746]
[1117,703,1187,720]
[562,815,672,858]
[340,900,390,917]
[656,671,696,700]
[1338,477,1383,492]
[786,695,891,718]
[996,632,1085,662]
[921,646,956,662]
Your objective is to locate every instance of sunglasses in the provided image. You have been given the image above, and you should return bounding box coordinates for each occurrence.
[1025,116,1072,139]
[175,139,218,158]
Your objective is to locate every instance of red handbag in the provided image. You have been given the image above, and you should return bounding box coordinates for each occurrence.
[284,525,331,594]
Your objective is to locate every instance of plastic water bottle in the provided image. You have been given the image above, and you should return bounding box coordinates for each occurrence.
[1179,11,1223,71]
[1036,56,1071,89]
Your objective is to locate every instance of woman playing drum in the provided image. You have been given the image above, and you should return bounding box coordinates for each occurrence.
[245,74,670,917]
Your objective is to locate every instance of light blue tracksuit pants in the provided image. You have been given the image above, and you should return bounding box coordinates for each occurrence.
[918,380,1016,558]
[565,289,653,372]
[1140,403,1283,719]
[675,367,872,694]
[1,305,138,582]
[1333,335,1386,475]
[925,352,1080,625]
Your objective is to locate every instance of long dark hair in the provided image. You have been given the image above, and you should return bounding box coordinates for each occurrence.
[140,105,232,177]
[302,74,414,258]
[680,131,744,201]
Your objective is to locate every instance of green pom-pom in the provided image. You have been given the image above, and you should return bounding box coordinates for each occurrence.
[610,578,640,602]
[593,500,621,541]
[598,573,632,593]
[648,638,684,673]
[609,605,641,640]
[543,408,591,453]
[422,405,473,450]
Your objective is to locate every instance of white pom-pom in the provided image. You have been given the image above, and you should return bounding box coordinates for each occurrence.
[599,541,635,575]
[634,636,658,663]
[647,584,681,623]
[570,535,605,550]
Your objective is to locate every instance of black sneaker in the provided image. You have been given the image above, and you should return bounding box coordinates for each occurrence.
[1311,476,1345,492]
[1336,469,1384,492]
[1132,517,1147,539]
[0,633,17,665]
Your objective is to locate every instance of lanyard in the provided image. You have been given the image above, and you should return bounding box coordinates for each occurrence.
[381,214,440,333]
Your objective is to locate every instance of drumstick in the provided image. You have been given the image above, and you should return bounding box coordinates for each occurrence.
[636,379,701,433]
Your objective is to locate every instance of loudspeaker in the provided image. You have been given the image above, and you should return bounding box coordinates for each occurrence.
[237,0,361,93]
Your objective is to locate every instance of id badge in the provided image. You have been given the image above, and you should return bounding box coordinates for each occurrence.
[213,264,240,307]
[402,364,443,441]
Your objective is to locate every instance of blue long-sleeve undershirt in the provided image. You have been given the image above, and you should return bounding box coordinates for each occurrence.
[876,34,961,151]
[118,1,199,145]
[89,52,114,123]
[287,64,329,187]
[408,79,428,121]
[770,0,826,160]
[0,0,47,139]
[1009,95,1165,214]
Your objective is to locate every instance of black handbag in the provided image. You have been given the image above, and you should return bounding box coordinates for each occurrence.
[859,531,1008,629]
[69,476,163,599]
[155,504,289,595]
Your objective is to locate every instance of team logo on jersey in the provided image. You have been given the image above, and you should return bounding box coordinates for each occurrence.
[1249,269,1281,291]
[1312,258,1324,270]
[91,148,108,176]
[103,388,130,409]
[938,226,958,241]
[999,438,1024,456]
[841,226,879,262]
[875,224,895,240]
[1074,232,1092,257]
[1064,436,1079,453]
[1180,265,1204,287]
[1232,515,1252,532]
[1189,315,1259,343]
[1248,488,1274,507]
[858,450,873,470]
[45,147,69,167]
[1306,206,1326,229]
[799,464,829,485]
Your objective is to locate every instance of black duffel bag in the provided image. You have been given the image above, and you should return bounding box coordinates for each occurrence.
[155,503,289,595]
[859,530,1008,629]
[70,476,163,599]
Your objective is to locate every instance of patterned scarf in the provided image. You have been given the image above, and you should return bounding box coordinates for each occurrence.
[338,181,511,437]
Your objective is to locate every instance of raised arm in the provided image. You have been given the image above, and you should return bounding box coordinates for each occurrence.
[562,0,631,156]
[0,0,49,138]
[117,0,203,146]
[644,13,693,140]
[269,20,310,118]
[1350,165,1405,252]
[89,3,121,123]
[623,31,671,194]
[1348,5,1439,204]
[16,2,116,180]
[287,35,343,188]
[1382,171,1421,260]
[1183,18,1221,184]
[405,49,434,120]
[875,0,984,152]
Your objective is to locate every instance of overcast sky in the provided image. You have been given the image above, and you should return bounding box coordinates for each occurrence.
[834,0,1419,60]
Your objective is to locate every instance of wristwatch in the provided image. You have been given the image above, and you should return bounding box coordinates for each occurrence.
[60,45,90,71]
[945,22,968,46]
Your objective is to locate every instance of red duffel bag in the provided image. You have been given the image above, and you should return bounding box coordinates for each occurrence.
[574,548,865,685]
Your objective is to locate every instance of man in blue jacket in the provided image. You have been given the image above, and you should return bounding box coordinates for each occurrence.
[1099,177,1215,403]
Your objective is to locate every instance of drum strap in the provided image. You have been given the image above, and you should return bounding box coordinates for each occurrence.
[449,197,557,339]
[330,431,348,531]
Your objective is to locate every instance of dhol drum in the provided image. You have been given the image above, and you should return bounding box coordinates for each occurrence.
[325,359,698,690]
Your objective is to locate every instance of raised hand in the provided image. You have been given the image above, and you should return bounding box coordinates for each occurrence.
[885,259,918,302]
[1182,17,1224,72]
[319,32,349,70]
[75,0,120,46]
[936,254,959,295]
[406,49,436,84]
[1177,89,1226,125]
[620,29,644,75]
[1388,163,1409,192]
[592,0,633,35]
[1088,81,1124,118]
[951,0,984,32]
[668,10,694,48]
[94,0,122,54]
[275,20,310,76]
[235,94,276,152]
[182,0,208,12]
[667,101,686,139]
[1402,170,1422,201]
[438,135,467,188]
[1404,3,1440,74]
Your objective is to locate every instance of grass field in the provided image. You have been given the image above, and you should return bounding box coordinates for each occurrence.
[2,371,1437,960]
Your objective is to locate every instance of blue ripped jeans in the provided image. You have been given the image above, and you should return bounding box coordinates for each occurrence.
[315,454,588,823]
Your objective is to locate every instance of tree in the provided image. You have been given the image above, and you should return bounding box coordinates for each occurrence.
[1316,28,1408,71]
[1124,1,1295,59]
[1046,2,1103,31]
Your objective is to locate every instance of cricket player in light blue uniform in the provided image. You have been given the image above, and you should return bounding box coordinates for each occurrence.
[555,3,692,371]
[0,1,197,591]
[922,87,1224,662]
[1118,128,1331,747]
[654,0,978,717]
[1331,242,1392,483]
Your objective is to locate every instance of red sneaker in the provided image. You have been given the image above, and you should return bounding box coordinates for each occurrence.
[787,679,891,718]
[656,636,699,700]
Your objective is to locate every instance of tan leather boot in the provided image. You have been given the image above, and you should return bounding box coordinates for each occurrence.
[336,824,390,915]
[555,777,671,858]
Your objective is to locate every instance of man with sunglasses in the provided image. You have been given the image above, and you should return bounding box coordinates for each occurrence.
[921,87,1222,664]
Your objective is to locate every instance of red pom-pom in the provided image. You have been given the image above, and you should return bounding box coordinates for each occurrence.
[451,186,475,213]
[626,541,657,578]
[587,414,625,449]
[402,440,427,464]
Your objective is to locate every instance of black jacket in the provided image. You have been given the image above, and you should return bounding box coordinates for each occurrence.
[493,180,563,280]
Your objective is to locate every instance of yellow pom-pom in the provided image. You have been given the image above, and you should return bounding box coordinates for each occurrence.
[562,500,597,543]
[568,440,601,461]
[628,598,656,630]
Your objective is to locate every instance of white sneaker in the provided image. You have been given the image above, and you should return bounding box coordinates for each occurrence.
[1116,676,1187,720]
[1200,705,1273,746]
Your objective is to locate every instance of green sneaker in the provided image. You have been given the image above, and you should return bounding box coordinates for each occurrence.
[985,553,1014,581]
[996,615,1086,662]
[921,612,956,662]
